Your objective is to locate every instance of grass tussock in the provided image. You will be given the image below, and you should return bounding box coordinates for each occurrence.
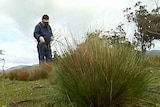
[0,63,53,81]
[52,36,154,107]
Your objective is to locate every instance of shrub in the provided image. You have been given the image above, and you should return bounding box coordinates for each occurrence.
[1,63,53,81]
[146,56,160,68]
[53,37,153,107]
[7,70,19,80]
[17,70,29,81]
[27,63,53,81]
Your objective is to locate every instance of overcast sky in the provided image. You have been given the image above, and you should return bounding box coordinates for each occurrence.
[0,0,158,69]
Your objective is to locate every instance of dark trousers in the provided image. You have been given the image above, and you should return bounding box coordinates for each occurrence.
[37,43,52,65]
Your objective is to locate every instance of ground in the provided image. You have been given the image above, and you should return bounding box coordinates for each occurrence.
[0,78,55,107]
[0,72,160,107]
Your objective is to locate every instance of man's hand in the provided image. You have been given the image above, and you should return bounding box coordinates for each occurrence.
[39,36,45,43]
[51,36,54,41]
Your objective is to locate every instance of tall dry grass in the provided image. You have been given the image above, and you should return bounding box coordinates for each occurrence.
[52,36,154,107]
[0,63,53,81]
[146,55,160,68]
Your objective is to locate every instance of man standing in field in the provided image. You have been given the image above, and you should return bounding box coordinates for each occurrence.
[34,14,54,65]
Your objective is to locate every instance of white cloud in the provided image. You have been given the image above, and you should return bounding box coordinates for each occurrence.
[0,15,15,25]
[54,0,106,8]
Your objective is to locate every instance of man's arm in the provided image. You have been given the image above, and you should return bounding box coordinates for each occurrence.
[49,25,53,36]
[34,24,41,41]
[49,25,54,41]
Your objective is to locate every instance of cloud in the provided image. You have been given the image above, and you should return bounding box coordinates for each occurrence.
[0,0,129,37]
[0,0,154,35]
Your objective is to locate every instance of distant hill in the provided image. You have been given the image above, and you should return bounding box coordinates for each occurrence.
[5,64,39,72]
[146,50,160,56]
[0,70,4,72]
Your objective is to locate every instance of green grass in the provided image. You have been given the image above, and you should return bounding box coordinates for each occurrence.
[0,78,55,107]
[0,72,160,107]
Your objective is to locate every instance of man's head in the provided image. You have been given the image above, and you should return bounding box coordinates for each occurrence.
[42,14,49,26]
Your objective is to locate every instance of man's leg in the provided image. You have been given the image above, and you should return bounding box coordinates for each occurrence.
[37,43,46,65]
[46,46,53,63]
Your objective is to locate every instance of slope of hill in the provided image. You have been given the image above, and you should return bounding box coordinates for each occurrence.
[3,50,160,72]
[146,50,160,56]
[5,64,38,72]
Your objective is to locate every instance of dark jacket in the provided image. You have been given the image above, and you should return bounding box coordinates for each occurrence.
[34,22,53,44]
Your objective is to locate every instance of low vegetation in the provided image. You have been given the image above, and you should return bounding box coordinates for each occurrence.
[0,63,53,81]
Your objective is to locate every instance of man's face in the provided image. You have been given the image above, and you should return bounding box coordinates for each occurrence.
[42,19,49,26]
